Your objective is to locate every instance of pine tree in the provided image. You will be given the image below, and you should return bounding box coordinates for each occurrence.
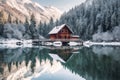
[38,21,43,35]
[111,12,117,28]
[30,14,36,27]
[29,14,38,39]
[0,10,7,24]
[29,14,36,33]
[8,13,12,23]
[0,10,6,35]
[24,17,30,33]
[15,18,19,24]
[42,22,47,37]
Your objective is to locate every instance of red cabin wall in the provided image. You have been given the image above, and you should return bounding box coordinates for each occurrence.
[50,34,56,40]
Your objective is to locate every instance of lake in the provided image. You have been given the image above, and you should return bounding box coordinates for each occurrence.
[0,46,120,80]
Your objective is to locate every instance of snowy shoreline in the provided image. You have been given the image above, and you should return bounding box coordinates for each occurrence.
[0,39,33,48]
[1,39,120,48]
[83,41,120,47]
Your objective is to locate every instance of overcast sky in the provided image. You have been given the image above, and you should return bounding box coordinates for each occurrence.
[32,0,86,12]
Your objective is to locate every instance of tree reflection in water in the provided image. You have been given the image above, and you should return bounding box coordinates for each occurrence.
[63,46,120,80]
[0,46,120,80]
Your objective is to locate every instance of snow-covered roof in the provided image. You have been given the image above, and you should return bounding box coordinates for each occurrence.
[48,24,73,34]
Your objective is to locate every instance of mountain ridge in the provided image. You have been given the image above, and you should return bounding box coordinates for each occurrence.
[0,0,62,23]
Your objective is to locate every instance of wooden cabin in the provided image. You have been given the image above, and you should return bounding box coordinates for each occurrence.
[48,24,79,40]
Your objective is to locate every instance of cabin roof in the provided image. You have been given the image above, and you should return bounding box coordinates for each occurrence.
[48,24,73,34]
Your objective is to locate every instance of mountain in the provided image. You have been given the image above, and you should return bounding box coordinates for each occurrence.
[0,0,62,23]
[54,0,120,41]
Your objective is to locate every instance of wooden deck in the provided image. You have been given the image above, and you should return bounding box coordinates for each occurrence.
[32,39,83,46]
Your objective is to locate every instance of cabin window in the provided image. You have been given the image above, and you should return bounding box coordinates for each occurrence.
[65,30,68,33]
[65,36,66,39]
[61,29,66,33]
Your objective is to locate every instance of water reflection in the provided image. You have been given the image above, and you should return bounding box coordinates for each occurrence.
[92,46,120,61]
[0,46,120,80]
[64,46,120,80]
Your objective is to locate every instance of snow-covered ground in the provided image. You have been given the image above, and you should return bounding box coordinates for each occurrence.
[0,39,33,48]
[92,26,120,42]
[68,42,79,46]
[83,41,120,47]
[1,39,120,48]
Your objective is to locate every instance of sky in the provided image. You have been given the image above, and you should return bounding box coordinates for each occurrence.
[32,0,86,12]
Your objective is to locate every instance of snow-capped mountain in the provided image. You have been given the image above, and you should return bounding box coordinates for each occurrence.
[0,0,62,23]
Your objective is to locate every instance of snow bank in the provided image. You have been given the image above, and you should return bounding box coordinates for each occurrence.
[92,26,120,41]
[13,29,23,39]
[112,26,120,40]
[92,31,114,41]
[83,41,120,47]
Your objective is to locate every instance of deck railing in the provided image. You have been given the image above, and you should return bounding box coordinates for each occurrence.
[33,39,83,42]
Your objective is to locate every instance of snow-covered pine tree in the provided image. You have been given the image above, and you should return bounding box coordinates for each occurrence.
[29,14,38,39]
[0,10,6,35]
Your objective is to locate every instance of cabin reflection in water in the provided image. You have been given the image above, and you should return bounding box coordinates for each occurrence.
[0,46,120,80]
[49,47,79,62]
